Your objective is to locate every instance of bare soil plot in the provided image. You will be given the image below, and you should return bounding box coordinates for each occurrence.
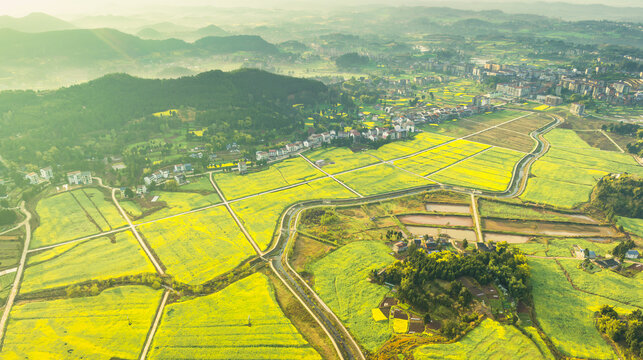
[482,219,619,237]
[399,214,473,227]
[484,232,532,243]
[574,131,620,152]
[466,127,535,152]
[425,203,470,214]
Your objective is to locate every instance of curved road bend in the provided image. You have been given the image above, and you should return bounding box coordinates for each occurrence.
[264,114,561,360]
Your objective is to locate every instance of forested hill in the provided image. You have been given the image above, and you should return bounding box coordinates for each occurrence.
[0,69,326,167]
[0,28,278,65]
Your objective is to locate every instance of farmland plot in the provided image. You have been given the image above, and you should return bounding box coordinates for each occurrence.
[365,132,452,160]
[3,286,162,359]
[149,273,321,359]
[414,319,549,360]
[213,157,324,200]
[135,190,221,223]
[393,140,489,176]
[336,163,434,196]
[138,205,255,285]
[32,189,126,248]
[430,147,524,191]
[309,241,396,351]
[304,147,379,174]
[21,231,154,293]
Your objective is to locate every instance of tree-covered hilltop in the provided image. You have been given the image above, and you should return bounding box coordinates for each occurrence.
[0,69,326,172]
[591,174,642,220]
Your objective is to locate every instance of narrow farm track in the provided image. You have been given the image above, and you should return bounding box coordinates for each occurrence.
[139,289,170,360]
[599,130,625,153]
[299,153,363,197]
[470,194,484,242]
[0,202,31,348]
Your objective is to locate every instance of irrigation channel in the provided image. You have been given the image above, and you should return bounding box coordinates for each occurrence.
[263,115,561,360]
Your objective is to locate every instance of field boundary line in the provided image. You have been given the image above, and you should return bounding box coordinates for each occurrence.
[0,202,32,349]
[299,153,363,198]
[599,130,625,153]
[425,146,492,177]
[461,112,533,140]
[209,173,265,257]
[139,289,170,360]
[27,227,129,253]
[110,187,165,275]
[0,268,17,277]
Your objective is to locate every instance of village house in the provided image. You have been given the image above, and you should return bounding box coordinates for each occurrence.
[393,241,407,254]
[573,245,596,259]
[625,250,640,259]
[594,258,619,269]
[174,174,188,186]
[39,166,53,180]
[67,171,93,185]
[136,185,147,195]
[24,172,39,185]
[238,161,248,175]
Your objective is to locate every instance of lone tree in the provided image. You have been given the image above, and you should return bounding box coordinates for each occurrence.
[462,239,468,249]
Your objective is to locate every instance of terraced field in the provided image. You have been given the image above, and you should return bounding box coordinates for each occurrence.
[393,140,489,176]
[21,231,154,293]
[213,157,324,200]
[3,286,162,359]
[138,205,255,284]
[414,319,550,360]
[309,241,396,351]
[431,147,524,191]
[32,189,126,248]
[148,273,321,359]
[336,163,434,196]
[232,178,355,251]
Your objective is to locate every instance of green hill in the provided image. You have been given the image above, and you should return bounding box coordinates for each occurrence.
[0,69,326,168]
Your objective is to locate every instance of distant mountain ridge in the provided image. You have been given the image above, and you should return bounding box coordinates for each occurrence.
[0,28,278,66]
[0,12,75,33]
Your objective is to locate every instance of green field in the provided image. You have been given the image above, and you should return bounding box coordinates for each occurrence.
[149,273,321,359]
[558,259,642,307]
[32,189,127,248]
[21,231,154,293]
[232,178,355,251]
[179,176,216,192]
[304,147,379,174]
[423,110,528,138]
[617,217,643,238]
[529,258,628,359]
[522,129,643,208]
[511,237,616,258]
[414,319,550,360]
[478,200,569,221]
[393,139,489,176]
[0,272,16,306]
[365,132,452,160]
[309,241,396,351]
[431,147,524,191]
[213,157,324,200]
[336,163,434,196]
[135,190,221,223]
[138,205,255,285]
[3,286,162,359]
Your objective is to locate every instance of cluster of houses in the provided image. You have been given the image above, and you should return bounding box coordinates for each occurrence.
[392,235,450,254]
[24,167,54,185]
[143,163,193,187]
[572,245,639,270]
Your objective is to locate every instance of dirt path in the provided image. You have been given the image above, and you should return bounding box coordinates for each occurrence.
[470,194,483,242]
[139,289,169,360]
[599,130,625,153]
[0,202,32,348]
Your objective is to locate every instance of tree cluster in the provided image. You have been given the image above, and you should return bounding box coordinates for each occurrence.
[591,174,642,220]
[595,305,643,358]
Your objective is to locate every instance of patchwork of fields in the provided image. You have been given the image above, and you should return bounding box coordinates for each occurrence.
[31,188,127,248]
[148,273,321,359]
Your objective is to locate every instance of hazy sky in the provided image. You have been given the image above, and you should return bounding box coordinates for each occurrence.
[2,0,641,17]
